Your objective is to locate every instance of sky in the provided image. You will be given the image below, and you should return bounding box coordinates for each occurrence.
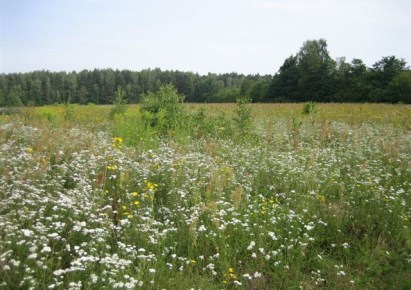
[0,0,410,75]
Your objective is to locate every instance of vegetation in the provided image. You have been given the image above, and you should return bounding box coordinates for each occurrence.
[233,97,253,138]
[0,101,410,289]
[109,87,128,119]
[302,101,316,115]
[1,39,410,107]
[140,84,186,133]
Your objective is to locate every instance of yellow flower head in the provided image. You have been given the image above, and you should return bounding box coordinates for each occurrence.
[142,193,154,201]
[26,147,34,153]
[132,192,138,197]
[113,137,123,144]
[227,267,237,279]
[145,181,158,191]
[317,194,326,203]
[107,165,117,171]
[134,201,140,206]
[112,137,123,149]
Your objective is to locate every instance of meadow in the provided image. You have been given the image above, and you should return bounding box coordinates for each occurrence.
[0,102,410,289]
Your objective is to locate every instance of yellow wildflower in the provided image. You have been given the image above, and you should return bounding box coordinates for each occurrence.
[145,181,158,191]
[26,147,34,153]
[317,194,326,203]
[132,192,138,197]
[142,193,154,201]
[107,165,117,171]
[112,137,123,148]
[134,201,140,206]
[121,212,133,219]
[227,267,237,279]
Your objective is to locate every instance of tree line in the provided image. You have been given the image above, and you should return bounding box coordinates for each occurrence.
[1,39,410,106]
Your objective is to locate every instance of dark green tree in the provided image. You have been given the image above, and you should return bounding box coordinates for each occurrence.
[269,55,299,101]
[296,39,336,101]
[6,85,24,106]
[388,71,411,103]
[331,57,352,102]
[0,75,8,106]
[248,80,270,102]
[372,56,407,86]
[369,56,408,102]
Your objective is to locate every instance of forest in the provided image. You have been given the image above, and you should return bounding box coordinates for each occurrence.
[1,39,410,106]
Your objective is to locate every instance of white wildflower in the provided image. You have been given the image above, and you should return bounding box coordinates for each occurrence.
[41,246,52,253]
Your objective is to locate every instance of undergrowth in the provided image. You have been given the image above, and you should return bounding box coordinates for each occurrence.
[0,100,410,289]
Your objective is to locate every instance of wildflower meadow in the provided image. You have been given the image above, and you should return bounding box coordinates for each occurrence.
[0,98,410,289]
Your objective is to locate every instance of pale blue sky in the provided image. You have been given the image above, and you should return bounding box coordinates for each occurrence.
[1,0,410,74]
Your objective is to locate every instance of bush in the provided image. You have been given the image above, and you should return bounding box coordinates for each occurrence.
[233,96,252,138]
[302,101,316,115]
[140,84,186,134]
[63,102,75,121]
[110,87,128,119]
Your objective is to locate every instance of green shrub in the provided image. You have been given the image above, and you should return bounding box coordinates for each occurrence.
[63,102,75,121]
[140,84,186,134]
[110,87,128,119]
[233,96,252,138]
[302,101,316,115]
[38,107,58,123]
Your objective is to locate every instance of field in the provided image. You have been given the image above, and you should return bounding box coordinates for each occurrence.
[0,103,410,289]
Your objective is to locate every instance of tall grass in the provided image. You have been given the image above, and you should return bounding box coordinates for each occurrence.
[0,103,410,289]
